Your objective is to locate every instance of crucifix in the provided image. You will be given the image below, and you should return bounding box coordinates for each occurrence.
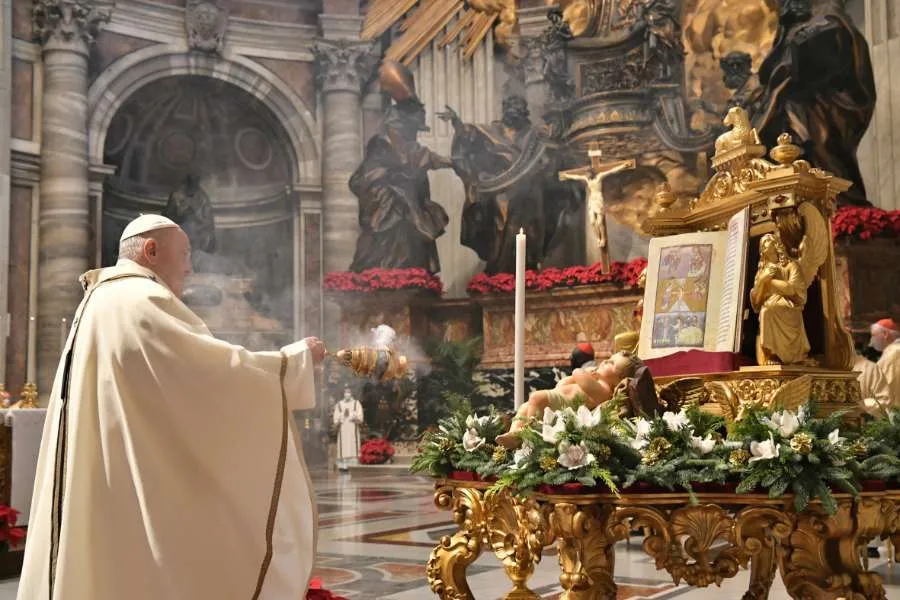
[558,142,636,271]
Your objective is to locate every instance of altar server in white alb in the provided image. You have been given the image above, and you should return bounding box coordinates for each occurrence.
[332,386,364,471]
[19,214,325,600]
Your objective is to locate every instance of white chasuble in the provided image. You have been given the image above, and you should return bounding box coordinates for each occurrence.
[18,261,317,600]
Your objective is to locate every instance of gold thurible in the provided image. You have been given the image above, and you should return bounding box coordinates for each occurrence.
[334,347,409,381]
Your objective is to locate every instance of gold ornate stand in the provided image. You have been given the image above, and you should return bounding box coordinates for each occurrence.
[427,480,900,600]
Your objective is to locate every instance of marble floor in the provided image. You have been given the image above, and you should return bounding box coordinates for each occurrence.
[5,471,900,599]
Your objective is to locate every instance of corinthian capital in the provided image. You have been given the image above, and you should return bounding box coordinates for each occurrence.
[312,40,378,94]
[33,0,110,48]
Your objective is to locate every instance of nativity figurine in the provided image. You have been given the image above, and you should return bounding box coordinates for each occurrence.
[496,352,659,448]
[750,233,811,365]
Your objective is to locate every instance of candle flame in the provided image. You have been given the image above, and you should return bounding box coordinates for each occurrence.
[518,228,524,235]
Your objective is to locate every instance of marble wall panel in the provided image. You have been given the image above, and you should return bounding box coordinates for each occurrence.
[10,59,32,142]
[89,32,158,84]
[254,57,317,115]
[11,0,32,40]
[5,186,33,396]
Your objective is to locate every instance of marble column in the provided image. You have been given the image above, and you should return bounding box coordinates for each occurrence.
[33,0,109,396]
[0,0,12,384]
[312,39,375,275]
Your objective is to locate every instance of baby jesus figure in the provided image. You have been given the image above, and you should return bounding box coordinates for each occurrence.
[496,352,658,449]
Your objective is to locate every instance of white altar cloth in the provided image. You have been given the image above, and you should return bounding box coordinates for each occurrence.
[0,408,47,526]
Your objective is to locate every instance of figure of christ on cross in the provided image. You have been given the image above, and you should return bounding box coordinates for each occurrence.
[559,143,636,271]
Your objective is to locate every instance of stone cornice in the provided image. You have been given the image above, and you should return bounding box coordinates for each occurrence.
[103,0,317,60]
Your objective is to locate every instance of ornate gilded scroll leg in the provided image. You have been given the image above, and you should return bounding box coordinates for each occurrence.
[848,498,896,599]
[426,486,487,600]
[484,488,550,600]
[777,498,878,600]
[733,507,795,600]
[550,503,616,600]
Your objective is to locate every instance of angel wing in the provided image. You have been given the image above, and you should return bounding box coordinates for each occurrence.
[657,377,707,412]
[704,381,740,423]
[362,0,515,65]
[797,202,829,287]
[769,375,813,413]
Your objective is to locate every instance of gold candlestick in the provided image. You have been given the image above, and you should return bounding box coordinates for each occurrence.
[15,383,38,409]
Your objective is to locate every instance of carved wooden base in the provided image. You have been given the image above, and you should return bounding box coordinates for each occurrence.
[428,481,900,600]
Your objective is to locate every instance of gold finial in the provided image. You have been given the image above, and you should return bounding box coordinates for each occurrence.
[654,182,676,212]
[17,383,38,409]
[770,132,802,165]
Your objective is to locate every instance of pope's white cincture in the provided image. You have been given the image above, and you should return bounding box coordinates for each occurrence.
[18,214,326,600]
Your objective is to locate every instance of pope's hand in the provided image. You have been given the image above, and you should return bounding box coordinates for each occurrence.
[303,337,327,364]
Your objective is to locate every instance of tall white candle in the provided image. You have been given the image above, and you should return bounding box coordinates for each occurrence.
[61,317,68,352]
[26,316,37,383]
[514,229,526,409]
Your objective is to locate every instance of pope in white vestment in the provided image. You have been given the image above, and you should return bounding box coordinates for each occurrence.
[19,215,323,600]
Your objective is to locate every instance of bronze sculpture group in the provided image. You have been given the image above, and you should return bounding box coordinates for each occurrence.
[346,0,877,277]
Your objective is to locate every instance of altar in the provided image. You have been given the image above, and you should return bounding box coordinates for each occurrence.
[0,408,47,527]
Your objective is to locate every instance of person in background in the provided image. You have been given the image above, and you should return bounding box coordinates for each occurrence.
[570,342,597,371]
[876,319,900,406]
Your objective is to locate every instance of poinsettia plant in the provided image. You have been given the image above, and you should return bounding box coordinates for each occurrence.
[486,399,641,496]
[410,401,508,478]
[306,577,348,600]
[726,403,858,513]
[467,258,647,295]
[323,267,443,294]
[831,206,900,241]
[359,437,395,465]
[0,505,25,553]
[620,406,733,497]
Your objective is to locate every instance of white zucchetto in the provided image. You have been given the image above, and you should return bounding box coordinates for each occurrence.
[119,214,179,242]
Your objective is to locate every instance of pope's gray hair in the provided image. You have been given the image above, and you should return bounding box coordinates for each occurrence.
[118,235,149,261]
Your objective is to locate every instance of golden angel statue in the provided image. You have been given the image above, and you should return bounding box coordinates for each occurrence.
[750,202,829,365]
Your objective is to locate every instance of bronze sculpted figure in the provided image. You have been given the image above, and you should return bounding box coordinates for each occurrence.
[348,61,452,274]
[439,96,558,274]
[720,51,763,116]
[163,174,217,255]
[754,0,876,206]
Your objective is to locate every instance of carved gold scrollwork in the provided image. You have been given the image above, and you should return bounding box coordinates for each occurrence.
[733,507,795,600]
[609,505,740,587]
[426,486,487,600]
[484,488,550,600]
[778,499,860,600]
[550,503,617,600]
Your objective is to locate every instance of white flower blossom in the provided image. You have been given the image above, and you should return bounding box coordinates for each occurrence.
[575,404,603,430]
[542,407,567,444]
[631,418,652,450]
[512,442,534,469]
[749,435,780,462]
[828,429,843,446]
[557,441,596,470]
[763,410,801,437]
[662,409,690,432]
[462,428,485,452]
[466,414,490,429]
[690,433,717,455]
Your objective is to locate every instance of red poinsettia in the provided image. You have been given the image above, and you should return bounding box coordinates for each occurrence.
[307,577,348,600]
[832,206,900,241]
[359,438,395,465]
[467,257,648,295]
[323,268,444,295]
[0,505,25,551]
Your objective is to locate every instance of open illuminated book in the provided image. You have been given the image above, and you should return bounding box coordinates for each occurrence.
[638,207,750,360]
